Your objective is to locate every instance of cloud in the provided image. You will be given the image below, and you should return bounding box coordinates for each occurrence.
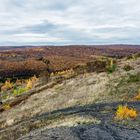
[0,0,140,45]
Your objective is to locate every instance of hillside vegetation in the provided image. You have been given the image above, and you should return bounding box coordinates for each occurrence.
[0,45,140,79]
[0,46,140,140]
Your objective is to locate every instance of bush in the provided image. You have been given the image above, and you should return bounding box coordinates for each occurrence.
[127,53,140,60]
[26,75,38,90]
[87,60,107,73]
[1,80,13,92]
[106,59,117,73]
[123,65,133,71]
[134,89,140,100]
[127,73,140,83]
[13,87,28,96]
[115,105,138,120]
[2,104,11,110]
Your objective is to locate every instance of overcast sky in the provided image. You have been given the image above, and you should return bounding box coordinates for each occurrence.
[0,0,140,45]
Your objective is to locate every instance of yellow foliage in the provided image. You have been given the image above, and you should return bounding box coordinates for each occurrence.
[110,59,114,67]
[135,93,140,100]
[1,80,13,92]
[50,72,54,77]
[54,69,74,76]
[115,105,138,120]
[26,79,33,90]
[26,76,38,90]
[134,89,140,100]
[31,75,38,84]
[3,104,11,110]
[5,81,13,88]
[16,79,22,86]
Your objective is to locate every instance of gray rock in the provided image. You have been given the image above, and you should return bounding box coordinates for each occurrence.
[19,123,140,140]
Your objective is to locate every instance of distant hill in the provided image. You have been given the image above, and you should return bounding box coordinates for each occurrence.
[0,45,139,79]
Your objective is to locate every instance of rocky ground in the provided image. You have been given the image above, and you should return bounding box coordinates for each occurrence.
[0,57,140,140]
[19,102,140,140]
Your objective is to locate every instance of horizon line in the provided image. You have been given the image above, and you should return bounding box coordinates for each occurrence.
[0,44,140,47]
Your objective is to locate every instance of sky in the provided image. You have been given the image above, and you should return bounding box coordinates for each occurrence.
[0,0,140,45]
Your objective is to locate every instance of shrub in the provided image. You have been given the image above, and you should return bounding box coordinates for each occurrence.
[87,60,107,73]
[115,105,138,120]
[15,79,22,86]
[13,87,27,96]
[31,75,38,83]
[106,59,117,73]
[132,53,140,60]
[123,65,133,71]
[127,73,140,83]
[3,104,11,110]
[1,80,13,92]
[50,72,55,77]
[54,69,75,77]
[26,79,33,90]
[134,89,140,100]
[127,53,140,60]
[26,75,38,90]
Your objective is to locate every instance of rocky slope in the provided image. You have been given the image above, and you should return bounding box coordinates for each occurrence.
[0,57,140,140]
